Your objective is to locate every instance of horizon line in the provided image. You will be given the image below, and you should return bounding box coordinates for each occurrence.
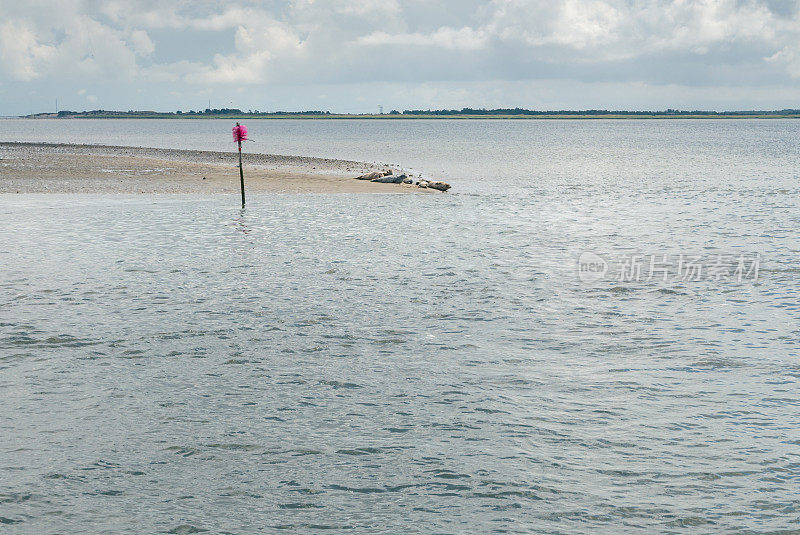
[15,107,800,119]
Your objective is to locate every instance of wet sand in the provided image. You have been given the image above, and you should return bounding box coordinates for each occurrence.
[0,142,431,194]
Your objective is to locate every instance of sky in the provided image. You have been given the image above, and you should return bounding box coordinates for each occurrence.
[1,0,800,115]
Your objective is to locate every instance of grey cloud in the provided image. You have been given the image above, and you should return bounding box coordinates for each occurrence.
[1,0,799,114]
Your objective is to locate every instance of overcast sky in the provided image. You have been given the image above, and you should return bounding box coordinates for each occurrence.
[1,0,800,115]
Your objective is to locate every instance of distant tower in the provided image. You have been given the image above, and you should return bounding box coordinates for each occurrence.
[379,105,383,115]
[55,98,58,114]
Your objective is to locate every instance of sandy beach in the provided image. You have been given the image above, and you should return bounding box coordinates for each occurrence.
[0,142,431,194]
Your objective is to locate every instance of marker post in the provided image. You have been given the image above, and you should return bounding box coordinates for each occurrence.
[232,122,248,206]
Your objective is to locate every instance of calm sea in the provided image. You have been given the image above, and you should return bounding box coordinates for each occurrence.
[1,119,799,533]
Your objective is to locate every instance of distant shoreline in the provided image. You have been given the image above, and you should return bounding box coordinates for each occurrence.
[17,109,800,120]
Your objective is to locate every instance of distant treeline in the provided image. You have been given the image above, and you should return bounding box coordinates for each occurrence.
[24,107,800,118]
[394,107,800,116]
[53,108,332,117]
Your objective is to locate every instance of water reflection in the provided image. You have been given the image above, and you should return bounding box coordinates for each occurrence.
[234,206,251,235]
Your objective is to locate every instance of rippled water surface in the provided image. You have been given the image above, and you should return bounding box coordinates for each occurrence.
[1,119,800,533]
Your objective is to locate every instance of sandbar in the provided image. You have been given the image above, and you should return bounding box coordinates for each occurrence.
[0,142,433,194]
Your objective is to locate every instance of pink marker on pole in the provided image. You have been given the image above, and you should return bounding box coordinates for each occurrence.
[232,123,248,143]
[232,123,248,205]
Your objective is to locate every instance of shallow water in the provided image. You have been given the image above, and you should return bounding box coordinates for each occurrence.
[4,117,800,195]
[1,120,800,533]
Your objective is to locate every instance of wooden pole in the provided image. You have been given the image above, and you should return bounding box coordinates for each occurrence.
[237,122,245,206]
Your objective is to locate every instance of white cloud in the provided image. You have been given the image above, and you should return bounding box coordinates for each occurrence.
[0,21,57,80]
[486,0,623,49]
[766,45,800,78]
[334,0,400,17]
[290,0,401,22]
[129,30,155,56]
[357,27,487,50]
[639,0,777,52]
[353,0,799,66]
[186,17,305,84]
[483,0,786,59]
